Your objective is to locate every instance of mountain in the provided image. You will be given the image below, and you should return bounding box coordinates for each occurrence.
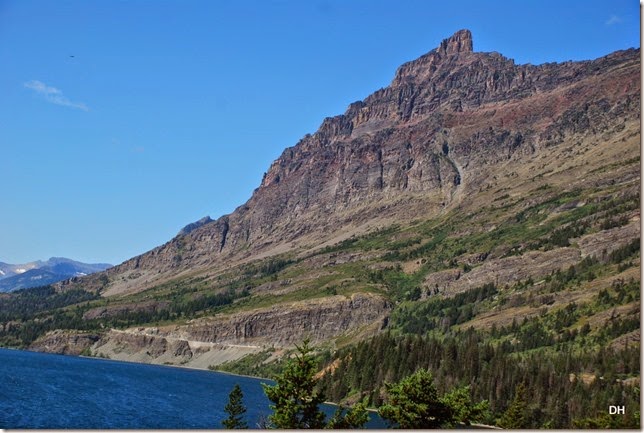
[0,260,42,279]
[0,257,112,292]
[2,30,640,427]
[63,29,639,298]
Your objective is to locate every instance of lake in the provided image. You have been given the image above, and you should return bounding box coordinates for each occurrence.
[0,348,385,429]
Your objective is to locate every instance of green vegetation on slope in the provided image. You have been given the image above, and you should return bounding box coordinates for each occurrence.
[0,170,639,429]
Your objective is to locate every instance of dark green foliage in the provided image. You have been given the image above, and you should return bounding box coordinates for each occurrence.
[496,383,529,428]
[573,404,641,429]
[541,255,602,293]
[515,318,555,350]
[594,278,640,309]
[261,340,369,429]
[81,290,240,328]
[365,265,426,302]
[222,384,248,429]
[326,400,370,429]
[514,189,583,223]
[440,385,490,426]
[501,191,638,257]
[171,291,239,316]
[0,173,638,432]
[378,369,452,428]
[262,340,327,429]
[242,257,295,279]
[317,330,640,429]
[0,285,100,347]
[596,192,640,218]
[608,238,640,264]
[391,283,497,334]
[382,229,448,262]
[600,215,630,230]
[0,285,99,321]
[595,315,640,342]
[0,282,252,348]
[530,221,590,250]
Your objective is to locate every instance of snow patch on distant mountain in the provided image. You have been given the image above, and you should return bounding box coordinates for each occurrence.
[0,258,112,292]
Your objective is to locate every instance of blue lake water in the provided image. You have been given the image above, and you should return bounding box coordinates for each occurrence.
[0,348,384,429]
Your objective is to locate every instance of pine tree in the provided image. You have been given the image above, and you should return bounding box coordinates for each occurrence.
[497,383,530,428]
[440,385,490,426]
[222,384,248,429]
[378,369,453,428]
[262,339,327,429]
[261,339,369,429]
[327,399,370,429]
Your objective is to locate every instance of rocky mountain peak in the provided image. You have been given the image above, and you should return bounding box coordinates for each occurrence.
[438,29,473,55]
[64,31,640,298]
[178,216,213,236]
[390,29,478,89]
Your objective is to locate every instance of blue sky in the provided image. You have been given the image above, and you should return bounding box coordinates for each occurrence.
[0,0,639,265]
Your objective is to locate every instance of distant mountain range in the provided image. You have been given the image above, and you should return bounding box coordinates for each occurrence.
[0,258,112,292]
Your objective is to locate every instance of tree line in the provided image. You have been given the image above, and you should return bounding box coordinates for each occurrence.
[221,340,491,429]
[219,336,639,429]
[315,330,639,428]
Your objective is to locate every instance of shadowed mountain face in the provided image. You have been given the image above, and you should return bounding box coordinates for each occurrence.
[59,29,640,297]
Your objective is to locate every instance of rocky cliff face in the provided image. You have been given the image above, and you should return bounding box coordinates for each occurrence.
[57,30,640,299]
[30,30,640,375]
[29,330,100,356]
[175,292,391,346]
[30,293,391,367]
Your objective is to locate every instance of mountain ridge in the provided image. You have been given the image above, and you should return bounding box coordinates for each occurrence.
[60,29,639,298]
[0,257,111,292]
[7,30,639,427]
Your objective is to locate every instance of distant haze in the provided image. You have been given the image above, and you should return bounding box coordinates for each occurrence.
[0,258,112,292]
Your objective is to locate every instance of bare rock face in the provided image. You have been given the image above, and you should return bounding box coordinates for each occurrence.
[173,292,391,346]
[439,29,473,55]
[98,331,193,359]
[84,293,391,365]
[58,30,640,296]
[577,221,641,258]
[177,216,213,236]
[29,330,100,355]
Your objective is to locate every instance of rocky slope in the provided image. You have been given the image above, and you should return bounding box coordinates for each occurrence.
[30,293,391,367]
[29,30,639,369]
[8,31,639,428]
[58,29,640,300]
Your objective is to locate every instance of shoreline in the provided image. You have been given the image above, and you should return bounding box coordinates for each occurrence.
[3,346,381,413]
[90,350,277,383]
[1,345,275,382]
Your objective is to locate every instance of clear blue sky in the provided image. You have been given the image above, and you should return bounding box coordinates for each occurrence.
[0,0,639,265]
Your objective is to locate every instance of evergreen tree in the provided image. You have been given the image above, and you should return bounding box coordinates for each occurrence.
[440,385,490,426]
[497,383,530,428]
[326,399,370,429]
[378,369,452,428]
[222,384,248,429]
[262,340,327,429]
